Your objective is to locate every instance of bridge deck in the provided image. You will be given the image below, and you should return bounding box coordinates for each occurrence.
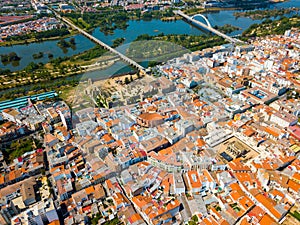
[55,13,144,71]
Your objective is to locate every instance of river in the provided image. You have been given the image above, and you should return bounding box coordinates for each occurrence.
[0,0,299,75]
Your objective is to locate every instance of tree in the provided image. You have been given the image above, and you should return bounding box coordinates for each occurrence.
[57,39,71,48]
[25,62,40,72]
[136,10,141,19]
[191,215,198,222]
[69,38,76,46]
[6,138,36,162]
[124,77,130,84]
[1,52,21,63]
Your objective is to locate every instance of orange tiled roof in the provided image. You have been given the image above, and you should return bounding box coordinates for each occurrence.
[255,194,281,220]
[102,134,114,143]
[287,179,300,192]
[228,158,251,172]
[197,139,206,147]
[48,220,60,225]
[264,126,280,138]
[44,133,57,144]
[128,213,142,224]
[85,186,95,195]
[247,205,265,221]
[0,174,4,184]
[292,172,300,182]
[259,214,277,225]
[187,170,202,189]
[138,112,163,121]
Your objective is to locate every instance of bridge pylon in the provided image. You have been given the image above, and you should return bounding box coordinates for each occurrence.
[191,14,212,28]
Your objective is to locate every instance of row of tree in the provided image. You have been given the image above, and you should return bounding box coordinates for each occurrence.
[6,27,70,42]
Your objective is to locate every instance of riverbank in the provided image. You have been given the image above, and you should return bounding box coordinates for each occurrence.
[80,57,120,72]
[1,0,298,84]
[0,29,78,47]
[0,49,120,91]
[0,12,179,47]
[234,7,299,20]
[0,29,230,96]
[0,0,296,48]
[183,6,269,16]
[182,0,292,16]
[0,59,137,102]
[161,16,181,21]
[241,15,300,38]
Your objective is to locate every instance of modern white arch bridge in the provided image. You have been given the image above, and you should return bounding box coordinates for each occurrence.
[191,14,212,28]
[174,10,244,44]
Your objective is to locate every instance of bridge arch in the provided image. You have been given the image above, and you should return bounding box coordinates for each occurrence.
[191,14,211,28]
